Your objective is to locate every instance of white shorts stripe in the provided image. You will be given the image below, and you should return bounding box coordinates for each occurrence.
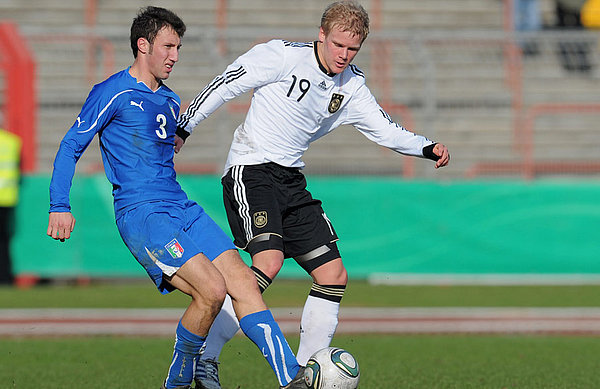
[232,166,253,243]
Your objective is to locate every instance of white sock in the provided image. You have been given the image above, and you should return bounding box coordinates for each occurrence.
[296,295,340,365]
[200,294,240,361]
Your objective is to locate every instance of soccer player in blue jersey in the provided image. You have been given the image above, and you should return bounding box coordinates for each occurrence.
[46,7,304,389]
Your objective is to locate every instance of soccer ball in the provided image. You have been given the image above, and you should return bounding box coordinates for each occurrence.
[304,347,360,389]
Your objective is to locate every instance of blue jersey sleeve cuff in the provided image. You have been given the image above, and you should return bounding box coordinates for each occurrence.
[49,205,71,213]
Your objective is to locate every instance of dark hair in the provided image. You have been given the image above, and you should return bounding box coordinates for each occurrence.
[130,6,186,58]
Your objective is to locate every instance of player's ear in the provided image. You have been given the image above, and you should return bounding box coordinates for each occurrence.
[137,37,150,55]
[318,27,326,43]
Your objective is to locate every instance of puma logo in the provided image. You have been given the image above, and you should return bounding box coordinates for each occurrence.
[130,100,144,111]
[76,117,85,127]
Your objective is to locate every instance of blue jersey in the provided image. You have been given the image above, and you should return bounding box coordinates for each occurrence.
[49,68,188,218]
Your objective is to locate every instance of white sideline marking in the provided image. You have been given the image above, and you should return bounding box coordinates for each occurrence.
[368,273,600,286]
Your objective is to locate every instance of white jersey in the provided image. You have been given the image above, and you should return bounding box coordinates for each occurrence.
[177,39,435,174]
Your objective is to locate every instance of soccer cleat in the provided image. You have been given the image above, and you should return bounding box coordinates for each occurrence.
[280,366,306,389]
[194,359,221,389]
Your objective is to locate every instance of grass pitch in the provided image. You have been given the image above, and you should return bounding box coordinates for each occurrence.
[3,334,600,388]
[3,280,600,308]
[2,281,600,388]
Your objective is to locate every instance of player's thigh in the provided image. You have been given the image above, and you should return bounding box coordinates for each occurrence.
[117,200,235,294]
[284,194,341,274]
[212,249,259,294]
[169,252,227,302]
[251,249,285,280]
[184,200,238,262]
[212,248,265,313]
[222,165,285,251]
[117,203,206,294]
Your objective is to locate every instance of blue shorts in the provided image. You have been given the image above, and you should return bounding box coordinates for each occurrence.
[116,199,236,294]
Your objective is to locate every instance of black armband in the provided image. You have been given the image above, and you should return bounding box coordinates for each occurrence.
[175,127,190,142]
[422,143,440,161]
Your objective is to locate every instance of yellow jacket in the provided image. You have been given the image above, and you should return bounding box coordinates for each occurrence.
[0,128,21,207]
[582,0,600,28]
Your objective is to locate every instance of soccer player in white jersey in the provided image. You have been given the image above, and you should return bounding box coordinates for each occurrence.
[46,7,303,389]
[176,2,450,388]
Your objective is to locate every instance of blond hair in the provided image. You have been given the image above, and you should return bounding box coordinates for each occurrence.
[320,1,370,43]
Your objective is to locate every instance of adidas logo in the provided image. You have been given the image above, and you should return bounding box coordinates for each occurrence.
[318,81,328,90]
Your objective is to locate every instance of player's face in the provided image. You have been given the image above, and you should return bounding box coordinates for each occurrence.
[318,26,362,74]
[148,26,181,81]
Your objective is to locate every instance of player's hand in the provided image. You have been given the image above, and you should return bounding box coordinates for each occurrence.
[174,134,184,154]
[433,143,450,168]
[47,212,76,242]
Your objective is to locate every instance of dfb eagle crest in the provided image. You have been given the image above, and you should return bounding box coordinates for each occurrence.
[328,93,344,113]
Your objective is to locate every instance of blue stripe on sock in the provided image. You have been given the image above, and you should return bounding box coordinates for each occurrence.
[239,310,300,386]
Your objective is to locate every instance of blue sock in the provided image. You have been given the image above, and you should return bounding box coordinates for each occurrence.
[239,310,300,386]
[165,321,206,388]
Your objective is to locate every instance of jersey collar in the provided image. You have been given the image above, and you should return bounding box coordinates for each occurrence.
[125,66,164,93]
[313,41,336,78]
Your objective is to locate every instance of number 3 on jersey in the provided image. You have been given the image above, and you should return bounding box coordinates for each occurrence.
[155,114,167,139]
[287,75,311,102]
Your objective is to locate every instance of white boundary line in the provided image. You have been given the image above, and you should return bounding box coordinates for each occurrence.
[368,273,600,285]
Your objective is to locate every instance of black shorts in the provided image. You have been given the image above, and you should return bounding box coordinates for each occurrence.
[222,163,340,271]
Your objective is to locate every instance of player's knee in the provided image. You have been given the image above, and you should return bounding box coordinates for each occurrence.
[313,259,348,285]
[194,278,227,312]
[333,264,348,285]
[213,278,228,303]
[252,258,283,280]
[250,243,284,280]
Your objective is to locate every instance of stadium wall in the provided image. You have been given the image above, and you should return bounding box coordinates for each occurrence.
[15,174,600,283]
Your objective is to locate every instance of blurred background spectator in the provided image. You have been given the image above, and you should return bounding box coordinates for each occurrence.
[0,128,21,285]
[555,0,592,71]
[556,0,587,25]
[513,0,542,55]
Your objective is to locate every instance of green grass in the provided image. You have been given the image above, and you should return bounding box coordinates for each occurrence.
[2,334,600,388]
[2,280,600,388]
[2,280,600,308]
[219,334,600,388]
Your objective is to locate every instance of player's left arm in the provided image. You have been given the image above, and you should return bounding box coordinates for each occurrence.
[346,82,450,167]
[433,143,450,168]
[422,142,450,169]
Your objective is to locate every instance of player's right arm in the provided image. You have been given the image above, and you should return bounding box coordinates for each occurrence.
[48,83,118,240]
[176,39,285,143]
[47,212,76,242]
